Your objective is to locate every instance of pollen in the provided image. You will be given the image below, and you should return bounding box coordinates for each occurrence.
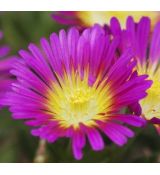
[69,88,92,105]
[46,70,113,128]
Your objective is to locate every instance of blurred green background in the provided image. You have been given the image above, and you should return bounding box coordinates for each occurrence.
[0,12,160,163]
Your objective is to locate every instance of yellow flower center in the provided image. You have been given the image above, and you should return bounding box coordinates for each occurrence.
[69,88,92,106]
[139,66,160,120]
[46,70,113,128]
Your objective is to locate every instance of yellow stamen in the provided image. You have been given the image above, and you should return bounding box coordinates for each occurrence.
[46,69,113,128]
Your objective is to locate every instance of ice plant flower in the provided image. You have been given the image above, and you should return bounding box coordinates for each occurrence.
[52,11,160,28]
[110,16,160,134]
[4,25,151,160]
[0,31,15,107]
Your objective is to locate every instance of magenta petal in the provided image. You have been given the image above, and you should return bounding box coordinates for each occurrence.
[47,134,59,143]
[110,17,121,36]
[72,142,83,160]
[136,17,150,63]
[85,127,104,151]
[100,123,128,146]
[150,117,160,124]
[72,129,86,149]
[113,115,146,127]
[106,122,134,138]
[0,45,10,58]
[25,120,46,126]
[51,12,79,25]
[149,22,160,63]
[129,102,142,116]
[31,128,41,136]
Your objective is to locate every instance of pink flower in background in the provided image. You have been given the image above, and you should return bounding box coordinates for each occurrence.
[109,16,160,134]
[52,11,160,28]
[0,31,16,107]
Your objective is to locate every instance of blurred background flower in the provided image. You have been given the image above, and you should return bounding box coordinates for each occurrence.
[108,16,160,134]
[0,59,14,106]
[0,30,17,109]
[52,11,160,28]
[0,12,160,163]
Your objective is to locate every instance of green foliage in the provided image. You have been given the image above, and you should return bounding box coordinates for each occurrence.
[0,12,65,54]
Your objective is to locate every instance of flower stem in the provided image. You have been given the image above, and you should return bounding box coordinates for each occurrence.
[34,139,47,163]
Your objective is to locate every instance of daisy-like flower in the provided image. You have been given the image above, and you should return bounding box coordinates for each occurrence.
[3,25,151,160]
[0,31,15,106]
[110,16,160,134]
[52,11,160,28]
